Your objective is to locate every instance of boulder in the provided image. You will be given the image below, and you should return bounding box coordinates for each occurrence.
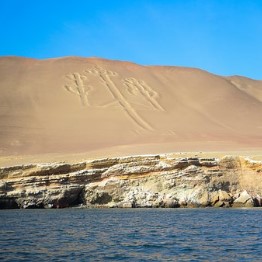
[233,190,254,207]
[210,190,232,207]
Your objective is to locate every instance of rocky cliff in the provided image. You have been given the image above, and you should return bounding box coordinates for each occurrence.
[0,154,262,209]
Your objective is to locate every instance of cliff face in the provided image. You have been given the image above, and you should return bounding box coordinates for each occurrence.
[0,154,262,209]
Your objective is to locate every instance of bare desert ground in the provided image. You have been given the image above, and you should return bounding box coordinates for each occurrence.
[0,56,261,165]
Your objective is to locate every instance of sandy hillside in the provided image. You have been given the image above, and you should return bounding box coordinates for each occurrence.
[0,56,262,160]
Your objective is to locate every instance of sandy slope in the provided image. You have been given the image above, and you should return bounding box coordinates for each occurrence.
[0,56,261,160]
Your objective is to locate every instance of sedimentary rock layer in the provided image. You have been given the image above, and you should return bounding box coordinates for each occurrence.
[0,154,262,209]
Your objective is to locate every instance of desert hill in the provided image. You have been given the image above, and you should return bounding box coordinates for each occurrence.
[0,56,261,157]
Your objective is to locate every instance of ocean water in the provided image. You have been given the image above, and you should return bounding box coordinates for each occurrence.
[1,208,262,261]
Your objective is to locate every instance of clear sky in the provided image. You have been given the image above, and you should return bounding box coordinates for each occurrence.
[1,0,261,79]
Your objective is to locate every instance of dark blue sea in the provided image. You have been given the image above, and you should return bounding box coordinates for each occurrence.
[1,208,262,261]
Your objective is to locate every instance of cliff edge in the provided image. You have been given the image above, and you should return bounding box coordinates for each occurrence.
[1,154,262,209]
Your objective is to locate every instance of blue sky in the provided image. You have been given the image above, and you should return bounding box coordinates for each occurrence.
[1,0,261,79]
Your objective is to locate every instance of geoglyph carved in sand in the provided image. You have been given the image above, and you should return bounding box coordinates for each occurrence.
[64,73,93,106]
[64,66,164,131]
[122,77,164,111]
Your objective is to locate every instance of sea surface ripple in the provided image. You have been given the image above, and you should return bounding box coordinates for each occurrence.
[1,208,262,261]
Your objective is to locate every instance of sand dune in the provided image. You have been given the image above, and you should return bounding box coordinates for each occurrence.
[0,56,261,158]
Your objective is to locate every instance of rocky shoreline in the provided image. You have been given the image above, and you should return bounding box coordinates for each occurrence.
[0,154,262,209]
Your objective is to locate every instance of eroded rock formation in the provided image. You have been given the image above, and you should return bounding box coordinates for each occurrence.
[0,154,262,209]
